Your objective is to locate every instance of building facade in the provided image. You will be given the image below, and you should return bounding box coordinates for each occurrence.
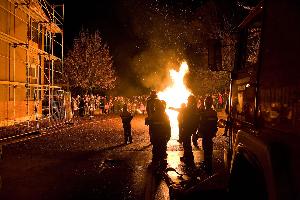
[0,0,63,126]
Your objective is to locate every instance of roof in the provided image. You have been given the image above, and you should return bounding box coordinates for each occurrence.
[10,0,62,33]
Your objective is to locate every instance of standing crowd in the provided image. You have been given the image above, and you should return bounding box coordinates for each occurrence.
[71,91,227,173]
[71,92,227,118]
[71,94,148,118]
[145,91,221,174]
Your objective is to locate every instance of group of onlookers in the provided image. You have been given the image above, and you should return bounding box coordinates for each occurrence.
[71,94,148,117]
[143,91,220,173]
[70,91,227,173]
[70,91,228,118]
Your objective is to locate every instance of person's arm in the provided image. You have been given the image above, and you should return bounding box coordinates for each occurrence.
[169,107,180,111]
[146,101,150,114]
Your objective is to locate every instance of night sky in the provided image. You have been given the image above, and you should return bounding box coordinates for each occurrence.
[49,0,254,95]
[60,0,205,50]
[62,0,137,89]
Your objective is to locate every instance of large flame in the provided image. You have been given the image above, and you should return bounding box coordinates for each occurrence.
[158,61,191,140]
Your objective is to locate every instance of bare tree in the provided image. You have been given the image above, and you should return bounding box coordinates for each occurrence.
[64,29,116,93]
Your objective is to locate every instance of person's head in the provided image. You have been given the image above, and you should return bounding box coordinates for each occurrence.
[123,104,128,111]
[198,99,204,108]
[181,103,186,108]
[161,100,167,109]
[204,96,213,109]
[187,95,196,106]
[150,90,157,98]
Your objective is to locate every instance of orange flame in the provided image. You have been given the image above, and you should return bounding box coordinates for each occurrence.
[158,61,191,140]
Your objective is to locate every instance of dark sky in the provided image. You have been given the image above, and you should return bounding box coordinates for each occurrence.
[49,0,254,95]
[48,0,209,94]
[60,0,205,49]
[63,1,132,50]
[62,0,138,88]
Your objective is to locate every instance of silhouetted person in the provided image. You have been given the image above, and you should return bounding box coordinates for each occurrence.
[145,90,160,143]
[150,100,171,164]
[120,104,133,144]
[169,103,186,144]
[79,97,85,117]
[198,96,218,173]
[223,96,230,136]
[192,98,205,147]
[180,95,199,163]
[177,103,186,144]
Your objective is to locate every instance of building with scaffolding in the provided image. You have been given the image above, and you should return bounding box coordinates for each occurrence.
[0,0,64,127]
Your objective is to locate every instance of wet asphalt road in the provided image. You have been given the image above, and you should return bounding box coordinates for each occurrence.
[0,114,227,200]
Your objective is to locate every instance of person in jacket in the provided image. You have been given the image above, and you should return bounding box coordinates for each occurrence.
[198,96,218,173]
[180,95,199,163]
[120,104,133,144]
[150,100,171,163]
[145,90,160,143]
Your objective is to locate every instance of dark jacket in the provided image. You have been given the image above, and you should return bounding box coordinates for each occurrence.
[150,111,171,143]
[198,108,218,138]
[145,97,160,125]
[182,106,199,137]
[120,111,133,128]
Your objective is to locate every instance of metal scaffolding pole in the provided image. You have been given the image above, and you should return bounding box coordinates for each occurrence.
[26,9,31,127]
[61,4,64,76]
[51,5,54,120]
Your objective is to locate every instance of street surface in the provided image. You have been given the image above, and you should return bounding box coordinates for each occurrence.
[0,113,227,200]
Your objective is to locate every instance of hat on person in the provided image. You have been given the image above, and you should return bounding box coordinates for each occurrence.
[150,90,157,98]
[204,96,213,108]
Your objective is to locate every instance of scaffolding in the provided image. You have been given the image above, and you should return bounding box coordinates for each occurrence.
[0,0,69,132]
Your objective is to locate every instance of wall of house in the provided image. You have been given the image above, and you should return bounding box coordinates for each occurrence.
[0,1,44,126]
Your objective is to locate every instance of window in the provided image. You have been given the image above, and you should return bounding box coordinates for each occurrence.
[31,21,39,43]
